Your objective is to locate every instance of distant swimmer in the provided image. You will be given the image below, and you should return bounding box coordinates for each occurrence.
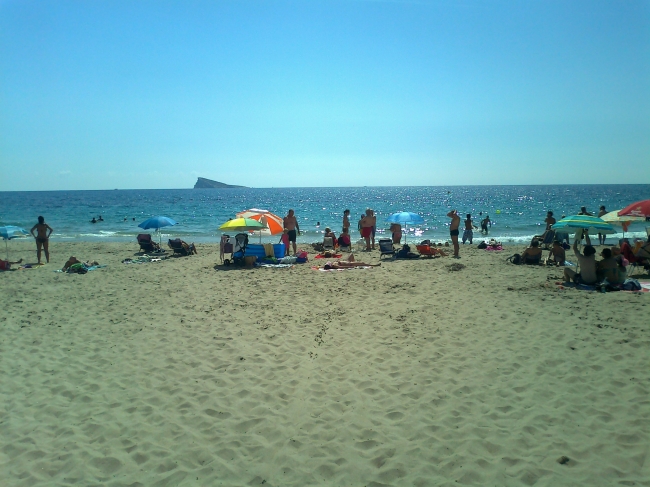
[91,217,97,223]
[98,215,104,222]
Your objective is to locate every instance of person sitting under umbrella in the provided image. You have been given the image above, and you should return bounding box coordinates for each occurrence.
[563,238,597,284]
[596,248,626,284]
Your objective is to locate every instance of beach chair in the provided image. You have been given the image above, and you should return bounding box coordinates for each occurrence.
[137,233,161,253]
[168,238,195,256]
[378,239,395,259]
[323,237,335,252]
[220,234,232,263]
[416,244,441,258]
[338,234,351,252]
[540,230,556,249]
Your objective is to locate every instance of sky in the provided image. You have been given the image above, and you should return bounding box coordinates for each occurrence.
[1,0,649,191]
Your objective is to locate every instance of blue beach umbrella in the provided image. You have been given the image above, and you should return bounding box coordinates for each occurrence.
[138,216,178,243]
[552,215,616,239]
[0,226,30,260]
[385,211,425,224]
[385,212,424,243]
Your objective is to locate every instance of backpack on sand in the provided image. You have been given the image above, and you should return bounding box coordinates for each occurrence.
[507,254,522,265]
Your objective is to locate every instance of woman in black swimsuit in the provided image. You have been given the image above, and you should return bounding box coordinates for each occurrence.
[30,216,53,264]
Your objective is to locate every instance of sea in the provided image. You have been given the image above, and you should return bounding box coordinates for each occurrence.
[1,185,648,245]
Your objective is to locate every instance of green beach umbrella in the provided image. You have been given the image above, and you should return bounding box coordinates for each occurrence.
[551,215,616,236]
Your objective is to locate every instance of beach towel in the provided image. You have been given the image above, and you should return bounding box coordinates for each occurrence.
[485,245,503,251]
[263,243,275,257]
[256,263,294,268]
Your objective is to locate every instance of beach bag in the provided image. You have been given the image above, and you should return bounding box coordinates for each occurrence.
[0,260,9,271]
[296,251,308,263]
[507,254,522,265]
[477,241,487,249]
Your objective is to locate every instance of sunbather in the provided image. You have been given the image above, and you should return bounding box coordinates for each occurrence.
[563,240,597,284]
[0,258,23,271]
[546,240,566,266]
[320,254,381,269]
[521,240,543,264]
[596,248,626,284]
[63,256,99,271]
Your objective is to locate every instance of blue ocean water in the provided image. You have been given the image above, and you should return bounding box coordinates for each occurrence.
[1,185,648,244]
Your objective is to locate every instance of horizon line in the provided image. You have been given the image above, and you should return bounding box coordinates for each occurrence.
[2,183,650,193]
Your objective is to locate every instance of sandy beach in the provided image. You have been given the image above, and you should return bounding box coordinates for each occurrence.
[1,240,648,486]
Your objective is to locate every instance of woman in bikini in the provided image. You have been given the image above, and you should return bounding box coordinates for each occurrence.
[30,215,53,264]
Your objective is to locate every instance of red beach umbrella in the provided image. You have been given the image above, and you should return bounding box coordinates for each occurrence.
[618,200,650,218]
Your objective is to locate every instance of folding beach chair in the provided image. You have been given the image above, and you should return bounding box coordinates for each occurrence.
[168,238,196,256]
[379,239,395,259]
[232,233,249,265]
[416,244,442,258]
[137,234,162,253]
[323,237,335,252]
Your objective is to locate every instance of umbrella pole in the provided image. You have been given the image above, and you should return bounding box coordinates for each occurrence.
[5,239,8,261]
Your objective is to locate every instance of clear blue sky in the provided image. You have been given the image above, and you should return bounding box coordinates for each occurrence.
[1,0,648,191]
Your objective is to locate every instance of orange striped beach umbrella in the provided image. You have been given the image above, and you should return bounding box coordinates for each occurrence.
[236,209,284,238]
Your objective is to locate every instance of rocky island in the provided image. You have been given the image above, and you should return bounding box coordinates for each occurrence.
[193,177,246,189]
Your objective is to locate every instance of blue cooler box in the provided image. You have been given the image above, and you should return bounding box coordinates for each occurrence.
[246,243,286,261]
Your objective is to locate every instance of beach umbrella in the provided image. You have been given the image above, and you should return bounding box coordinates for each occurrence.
[600,210,645,237]
[138,216,178,243]
[618,199,650,218]
[385,211,425,224]
[385,212,424,243]
[236,209,284,242]
[0,226,30,260]
[552,215,616,242]
[219,218,265,232]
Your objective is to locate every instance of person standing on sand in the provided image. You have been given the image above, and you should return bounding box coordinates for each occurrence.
[369,209,377,249]
[462,214,476,244]
[578,206,593,245]
[597,205,607,245]
[360,209,375,251]
[30,215,53,264]
[283,209,300,255]
[342,209,350,235]
[447,209,461,258]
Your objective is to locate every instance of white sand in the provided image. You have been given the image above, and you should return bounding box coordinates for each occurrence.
[1,241,648,486]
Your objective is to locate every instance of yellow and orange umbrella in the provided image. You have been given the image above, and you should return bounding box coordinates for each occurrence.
[236,209,284,236]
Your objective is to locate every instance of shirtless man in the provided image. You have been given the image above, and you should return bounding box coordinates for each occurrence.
[597,205,607,245]
[447,210,461,258]
[30,215,53,264]
[462,214,476,244]
[578,206,593,245]
[360,209,376,251]
[283,209,300,255]
[545,211,556,230]
[342,209,350,235]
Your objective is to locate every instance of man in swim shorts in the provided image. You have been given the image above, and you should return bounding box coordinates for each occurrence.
[462,213,476,245]
[447,209,461,258]
[342,209,350,235]
[360,209,375,251]
[283,209,300,255]
[30,215,53,264]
